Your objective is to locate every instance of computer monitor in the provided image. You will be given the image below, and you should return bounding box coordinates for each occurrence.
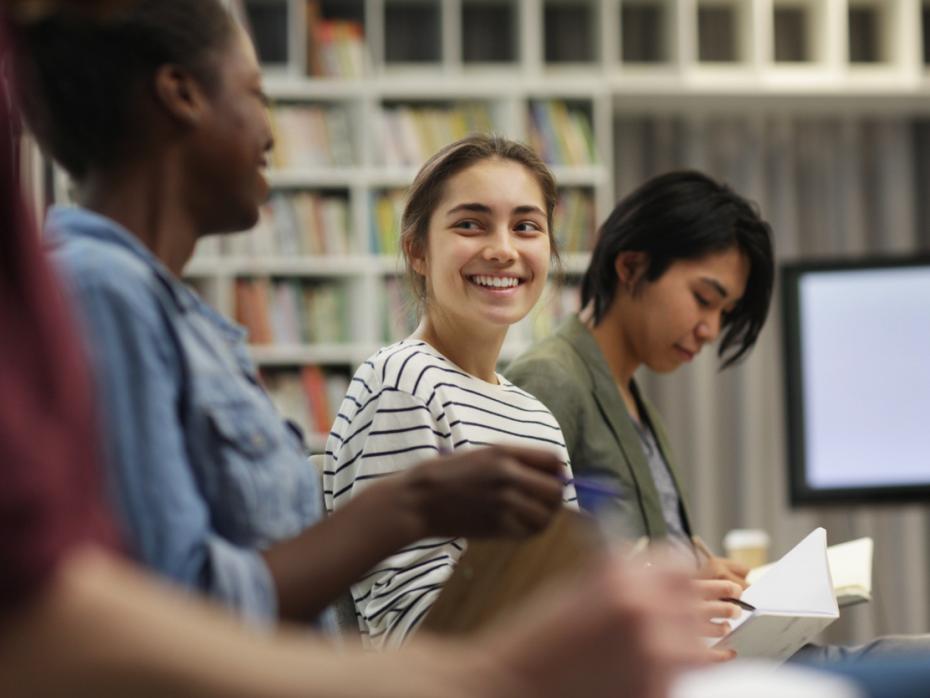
[781,256,930,505]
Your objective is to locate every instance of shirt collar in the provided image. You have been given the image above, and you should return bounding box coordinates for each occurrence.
[558,314,617,385]
[559,314,648,394]
[44,205,246,342]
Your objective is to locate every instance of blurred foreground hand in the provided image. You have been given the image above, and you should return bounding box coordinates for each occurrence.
[484,551,732,698]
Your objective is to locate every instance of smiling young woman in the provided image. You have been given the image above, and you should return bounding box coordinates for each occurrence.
[323,135,579,649]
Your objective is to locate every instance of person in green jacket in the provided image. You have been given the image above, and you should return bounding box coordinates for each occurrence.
[505,171,775,586]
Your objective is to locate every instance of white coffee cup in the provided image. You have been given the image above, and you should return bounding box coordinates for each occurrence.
[723,529,770,569]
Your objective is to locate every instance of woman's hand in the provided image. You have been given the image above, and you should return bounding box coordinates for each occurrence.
[692,579,745,639]
[400,445,566,540]
[485,553,733,698]
[696,552,750,589]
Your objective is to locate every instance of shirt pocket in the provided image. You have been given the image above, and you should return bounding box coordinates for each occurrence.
[203,399,318,544]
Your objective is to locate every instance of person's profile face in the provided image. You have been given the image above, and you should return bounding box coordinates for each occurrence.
[410,157,551,339]
[619,246,749,373]
[188,25,273,235]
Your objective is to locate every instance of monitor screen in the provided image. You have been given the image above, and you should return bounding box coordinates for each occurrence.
[782,257,930,504]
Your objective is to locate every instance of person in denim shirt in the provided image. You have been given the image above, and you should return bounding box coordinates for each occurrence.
[47,205,318,621]
[17,0,566,626]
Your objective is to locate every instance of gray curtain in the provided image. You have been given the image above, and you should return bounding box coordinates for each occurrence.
[615,114,930,644]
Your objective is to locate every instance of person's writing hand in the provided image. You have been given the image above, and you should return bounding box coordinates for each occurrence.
[485,552,731,698]
[692,579,745,639]
[697,553,750,589]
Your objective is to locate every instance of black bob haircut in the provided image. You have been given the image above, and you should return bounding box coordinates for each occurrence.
[9,0,234,180]
[580,170,775,369]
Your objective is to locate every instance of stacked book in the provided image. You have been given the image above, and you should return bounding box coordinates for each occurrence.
[369,189,405,255]
[270,104,355,168]
[235,278,350,345]
[378,103,494,167]
[225,192,352,257]
[553,188,596,253]
[305,1,367,78]
[263,366,351,439]
[527,100,597,166]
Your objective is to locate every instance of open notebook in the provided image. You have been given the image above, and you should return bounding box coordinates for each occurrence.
[713,528,839,662]
[747,537,873,608]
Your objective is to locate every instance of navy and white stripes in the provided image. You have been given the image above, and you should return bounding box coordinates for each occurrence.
[323,340,576,649]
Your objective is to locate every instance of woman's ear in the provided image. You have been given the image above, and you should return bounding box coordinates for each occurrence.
[153,64,207,128]
[403,236,427,276]
[614,251,648,291]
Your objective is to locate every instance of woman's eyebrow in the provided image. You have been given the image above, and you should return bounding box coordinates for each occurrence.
[699,277,729,298]
[446,202,491,216]
[445,203,546,217]
[512,205,546,216]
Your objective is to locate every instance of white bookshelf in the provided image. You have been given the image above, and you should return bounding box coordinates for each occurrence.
[192,0,930,445]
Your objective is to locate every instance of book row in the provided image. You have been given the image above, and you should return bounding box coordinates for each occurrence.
[270,104,355,168]
[305,1,365,78]
[263,366,350,438]
[527,101,597,167]
[227,192,352,257]
[235,278,350,345]
[379,103,495,168]
[266,100,599,171]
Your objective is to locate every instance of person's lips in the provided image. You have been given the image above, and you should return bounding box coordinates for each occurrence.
[674,344,696,361]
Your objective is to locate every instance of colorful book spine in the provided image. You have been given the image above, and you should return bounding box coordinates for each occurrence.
[223,193,351,257]
[528,100,596,166]
[270,104,354,168]
[378,103,494,167]
[305,1,367,79]
[262,367,351,440]
[370,190,404,255]
[553,188,596,253]
[235,277,349,345]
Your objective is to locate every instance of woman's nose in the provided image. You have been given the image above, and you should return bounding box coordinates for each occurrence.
[482,229,517,263]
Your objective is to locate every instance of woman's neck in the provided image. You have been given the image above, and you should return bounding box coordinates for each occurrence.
[585,306,641,417]
[78,161,199,277]
[411,312,507,384]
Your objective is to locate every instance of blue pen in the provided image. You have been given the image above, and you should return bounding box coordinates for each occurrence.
[562,477,624,500]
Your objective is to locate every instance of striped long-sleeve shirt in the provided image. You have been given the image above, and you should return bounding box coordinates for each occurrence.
[323,340,577,649]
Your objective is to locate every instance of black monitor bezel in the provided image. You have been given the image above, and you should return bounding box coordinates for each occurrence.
[781,254,930,506]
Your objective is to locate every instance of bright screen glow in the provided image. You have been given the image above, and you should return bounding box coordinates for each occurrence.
[797,268,930,490]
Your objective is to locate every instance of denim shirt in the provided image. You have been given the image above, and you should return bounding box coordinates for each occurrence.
[46,206,323,624]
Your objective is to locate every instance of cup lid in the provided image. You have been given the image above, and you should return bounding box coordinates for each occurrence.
[723,528,770,550]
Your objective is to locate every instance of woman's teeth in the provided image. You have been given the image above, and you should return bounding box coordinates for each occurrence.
[471,275,520,289]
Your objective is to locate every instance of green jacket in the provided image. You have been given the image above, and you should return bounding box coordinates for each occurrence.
[504,315,692,541]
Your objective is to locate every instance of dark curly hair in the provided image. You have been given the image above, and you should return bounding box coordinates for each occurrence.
[8,0,234,180]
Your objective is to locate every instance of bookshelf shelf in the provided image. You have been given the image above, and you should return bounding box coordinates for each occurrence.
[184,0,930,451]
[236,256,381,276]
[267,169,359,188]
[248,343,375,366]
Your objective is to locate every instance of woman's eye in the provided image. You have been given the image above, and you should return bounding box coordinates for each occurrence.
[454,220,481,232]
[694,293,710,308]
[514,221,543,234]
